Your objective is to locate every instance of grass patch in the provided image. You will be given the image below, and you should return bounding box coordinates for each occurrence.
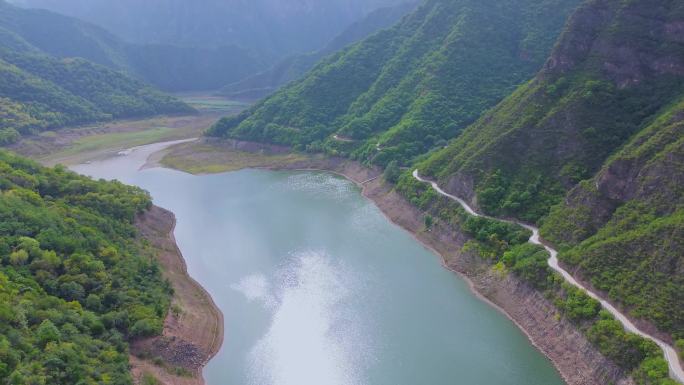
[42,126,190,164]
[179,95,249,114]
[161,142,310,174]
[141,373,161,385]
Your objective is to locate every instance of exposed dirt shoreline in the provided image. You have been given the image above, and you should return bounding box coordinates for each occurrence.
[157,138,635,385]
[132,205,224,385]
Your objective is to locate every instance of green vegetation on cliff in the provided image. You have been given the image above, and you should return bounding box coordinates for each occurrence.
[0,150,170,384]
[401,0,684,370]
[208,0,581,166]
[416,0,684,223]
[401,169,677,385]
[541,96,684,341]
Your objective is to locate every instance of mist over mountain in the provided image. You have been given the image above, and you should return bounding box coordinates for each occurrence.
[0,0,264,91]
[10,0,406,63]
[219,1,418,100]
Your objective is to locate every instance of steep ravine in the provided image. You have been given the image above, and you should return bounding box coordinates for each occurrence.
[412,170,684,384]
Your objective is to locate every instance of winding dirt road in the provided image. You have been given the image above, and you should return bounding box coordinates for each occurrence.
[412,170,684,384]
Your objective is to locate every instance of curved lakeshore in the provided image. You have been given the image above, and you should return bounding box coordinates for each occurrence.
[131,206,224,385]
[412,170,684,384]
[73,139,571,385]
[71,140,223,385]
[155,138,645,384]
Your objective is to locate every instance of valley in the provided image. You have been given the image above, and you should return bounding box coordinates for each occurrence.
[0,0,682,384]
[8,95,248,166]
[72,140,567,385]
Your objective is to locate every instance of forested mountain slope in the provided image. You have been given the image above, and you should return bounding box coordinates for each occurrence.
[208,0,581,166]
[0,0,211,144]
[0,151,170,384]
[540,96,684,345]
[411,0,684,348]
[219,2,418,100]
[0,49,192,144]
[418,0,684,223]
[0,1,262,91]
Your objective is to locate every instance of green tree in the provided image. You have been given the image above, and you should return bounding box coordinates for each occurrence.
[36,320,61,347]
[424,215,434,230]
[383,161,401,184]
[8,250,28,266]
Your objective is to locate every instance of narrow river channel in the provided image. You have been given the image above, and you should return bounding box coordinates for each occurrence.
[72,141,565,385]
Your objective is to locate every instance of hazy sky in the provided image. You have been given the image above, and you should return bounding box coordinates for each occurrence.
[11,0,407,59]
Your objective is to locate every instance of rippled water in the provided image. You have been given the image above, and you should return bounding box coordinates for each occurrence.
[72,143,565,385]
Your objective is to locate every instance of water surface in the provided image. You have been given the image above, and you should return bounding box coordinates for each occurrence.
[72,142,564,385]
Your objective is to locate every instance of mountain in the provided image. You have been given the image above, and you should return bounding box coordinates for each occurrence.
[411,0,684,350]
[0,150,170,384]
[0,52,190,142]
[0,1,262,91]
[0,2,193,144]
[539,98,684,342]
[123,44,261,92]
[417,0,684,223]
[208,0,582,166]
[11,0,407,64]
[219,2,418,100]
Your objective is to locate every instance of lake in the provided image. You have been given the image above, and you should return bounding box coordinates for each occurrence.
[72,141,564,385]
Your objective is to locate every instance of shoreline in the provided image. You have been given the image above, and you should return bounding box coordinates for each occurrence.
[285,163,631,385]
[131,205,224,385]
[413,171,684,382]
[155,138,635,385]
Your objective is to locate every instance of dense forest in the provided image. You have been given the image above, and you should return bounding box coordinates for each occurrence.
[541,96,684,343]
[208,0,582,166]
[0,51,192,144]
[0,150,170,384]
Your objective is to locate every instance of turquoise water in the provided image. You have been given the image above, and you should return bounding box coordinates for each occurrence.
[72,143,565,385]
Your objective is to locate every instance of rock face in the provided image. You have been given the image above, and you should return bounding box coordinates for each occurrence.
[544,0,684,85]
[540,98,684,341]
[131,336,208,371]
